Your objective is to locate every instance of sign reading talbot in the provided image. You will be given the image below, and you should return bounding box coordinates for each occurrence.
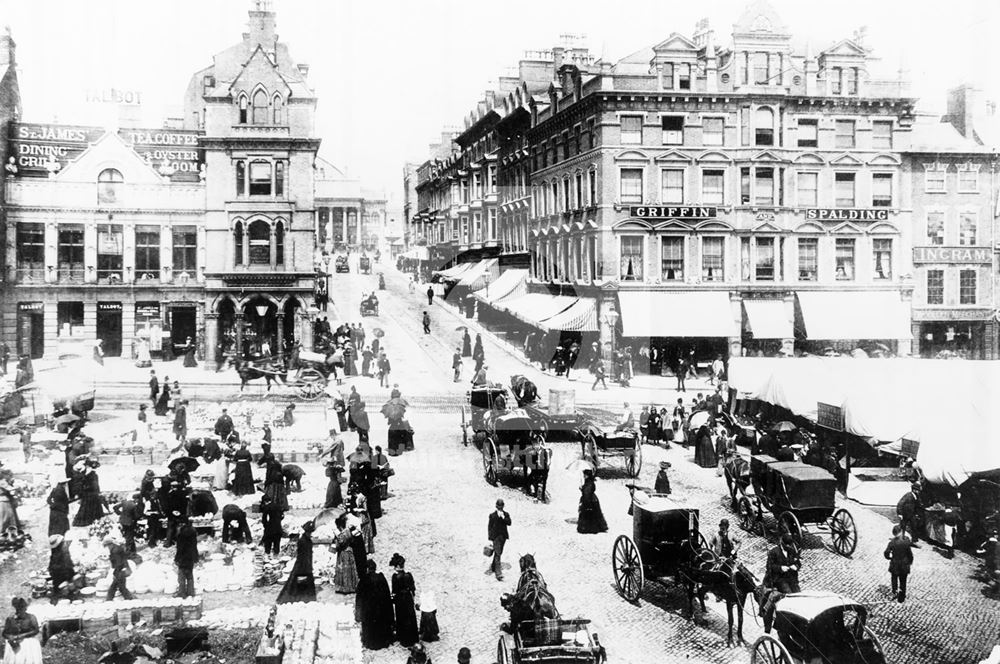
[630,206,717,219]
[806,209,890,221]
[912,246,992,264]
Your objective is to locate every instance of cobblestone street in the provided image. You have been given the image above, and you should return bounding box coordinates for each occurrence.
[1,264,997,664]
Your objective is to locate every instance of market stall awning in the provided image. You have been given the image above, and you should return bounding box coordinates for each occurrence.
[618,291,736,338]
[433,261,474,281]
[796,291,911,340]
[402,246,430,260]
[501,293,577,327]
[457,258,500,290]
[538,298,598,332]
[742,299,792,339]
[472,269,528,304]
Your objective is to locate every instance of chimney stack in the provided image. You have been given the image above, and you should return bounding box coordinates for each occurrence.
[946,84,986,142]
[0,26,16,67]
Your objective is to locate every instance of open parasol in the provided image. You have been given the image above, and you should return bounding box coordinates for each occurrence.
[687,410,712,431]
[770,421,797,434]
[371,328,385,338]
[380,397,408,420]
[167,456,200,473]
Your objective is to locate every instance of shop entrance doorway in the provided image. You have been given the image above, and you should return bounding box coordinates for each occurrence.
[96,303,123,357]
[17,304,44,359]
[170,306,197,355]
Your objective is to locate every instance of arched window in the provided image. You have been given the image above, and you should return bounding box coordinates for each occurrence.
[98,168,124,203]
[755,107,775,146]
[252,90,269,125]
[248,220,270,264]
[275,221,284,264]
[275,161,284,197]
[234,221,244,266]
[235,160,246,196]
[272,94,283,124]
[249,161,272,196]
[238,95,249,124]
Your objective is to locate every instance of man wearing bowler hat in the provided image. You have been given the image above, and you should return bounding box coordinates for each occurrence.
[487,499,511,581]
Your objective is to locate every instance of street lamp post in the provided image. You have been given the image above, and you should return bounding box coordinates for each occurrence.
[255,304,269,355]
[603,306,619,382]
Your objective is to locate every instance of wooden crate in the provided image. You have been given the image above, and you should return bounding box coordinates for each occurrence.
[255,634,284,664]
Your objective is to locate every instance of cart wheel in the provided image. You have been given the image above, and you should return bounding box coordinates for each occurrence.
[738,497,755,533]
[497,635,511,664]
[750,634,793,664]
[460,407,468,446]
[535,417,549,441]
[864,625,886,661]
[612,535,644,602]
[623,437,642,478]
[829,508,858,556]
[582,431,598,467]
[778,511,802,548]
[482,437,499,486]
[296,368,326,401]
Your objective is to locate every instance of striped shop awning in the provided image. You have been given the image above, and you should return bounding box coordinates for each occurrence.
[472,269,528,304]
[538,298,598,332]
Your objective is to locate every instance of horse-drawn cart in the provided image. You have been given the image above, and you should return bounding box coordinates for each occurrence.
[749,592,886,664]
[736,455,857,556]
[360,294,379,317]
[359,255,371,274]
[580,424,641,478]
[236,351,331,401]
[496,618,600,664]
[461,384,545,485]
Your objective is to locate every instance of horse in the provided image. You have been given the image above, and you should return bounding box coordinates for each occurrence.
[682,552,759,647]
[500,554,559,633]
[234,359,287,392]
[723,453,750,511]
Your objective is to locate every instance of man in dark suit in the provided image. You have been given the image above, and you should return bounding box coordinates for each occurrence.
[104,537,135,600]
[149,370,159,404]
[46,478,71,537]
[884,524,914,602]
[214,408,234,441]
[115,492,142,554]
[896,482,922,541]
[761,534,801,633]
[221,504,253,544]
[487,499,511,581]
[174,517,199,598]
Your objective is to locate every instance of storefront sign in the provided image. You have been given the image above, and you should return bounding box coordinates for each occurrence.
[629,206,718,219]
[10,122,106,177]
[98,302,122,312]
[911,308,991,322]
[805,209,890,222]
[18,302,43,311]
[899,438,920,459]
[816,402,844,431]
[85,88,143,105]
[119,128,203,178]
[912,246,992,264]
[135,303,160,318]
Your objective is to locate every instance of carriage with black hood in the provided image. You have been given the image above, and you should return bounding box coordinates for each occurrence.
[460,383,546,485]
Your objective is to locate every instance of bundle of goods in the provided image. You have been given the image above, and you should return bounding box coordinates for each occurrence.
[253,551,292,587]
[87,515,118,541]
[273,602,362,664]
[0,528,31,552]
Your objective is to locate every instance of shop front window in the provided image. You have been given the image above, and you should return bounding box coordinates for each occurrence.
[57,302,84,339]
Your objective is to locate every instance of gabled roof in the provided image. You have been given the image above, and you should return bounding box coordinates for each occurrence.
[229,44,293,97]
[652,33,699,54]
[819,39,867,58]
[733,0,790,37]
[613,46,656,76]
[55,131,165,184]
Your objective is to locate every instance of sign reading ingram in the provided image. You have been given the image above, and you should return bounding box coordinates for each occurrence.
[912,247,992,264]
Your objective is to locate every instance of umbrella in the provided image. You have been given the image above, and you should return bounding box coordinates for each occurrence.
[687,410,711,431]
[313,507,345,529]
[455,325,468,331]
[372,328,385,338]
[565,458,594,474]
[54,413,81,425]
[167,456,200,473]
[770,421,797,434]
[381,398,408,420]
[851,348,869,358]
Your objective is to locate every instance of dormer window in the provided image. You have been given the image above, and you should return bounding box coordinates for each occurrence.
[678,64,691,90]
[98,168,124,204]
[252,90,269,124]
[662,63,674,90]
[753,53,769,84]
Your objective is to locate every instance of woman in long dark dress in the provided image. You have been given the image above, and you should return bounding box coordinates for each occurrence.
[389,553,418,647]
[231,442,256,496]
[324,463,344,509]
[694,424,717,468]
[154,380,171,417]
[276,521,317,604]
[576,470,608,534]
[46,478,70,536]
[461,330,472,357]
[72,465,105,527]
[357,559,394,649]
[646,406,661,445]
[183,336,198,368]
[472,333,483,362]
[263,458,289,511]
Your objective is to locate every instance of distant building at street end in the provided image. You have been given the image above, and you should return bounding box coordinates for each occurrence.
[904,85,999,359]
[314,157,387,254]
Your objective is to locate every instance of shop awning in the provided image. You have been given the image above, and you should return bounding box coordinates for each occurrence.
[618,291,736,338]
[742,299,792,339]
[457,258,500,290]
[433,261,474,281]
[472,269,528,304]
[402,246,429,261]
[538,298,599,332]
[796,291,911,340]
[501,293,577,327]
